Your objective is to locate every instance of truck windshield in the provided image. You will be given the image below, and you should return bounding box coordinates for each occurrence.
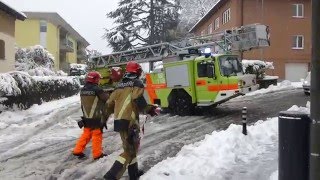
[219,56,243,76]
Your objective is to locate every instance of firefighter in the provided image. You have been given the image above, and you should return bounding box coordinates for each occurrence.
[103,61,159,180]
[72,71,109,160]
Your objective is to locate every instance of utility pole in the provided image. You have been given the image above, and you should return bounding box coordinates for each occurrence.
[310,0,320,179]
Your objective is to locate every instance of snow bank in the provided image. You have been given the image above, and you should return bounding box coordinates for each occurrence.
[141,117,278,180]
[244,80,302,96]
[142,103,310,180]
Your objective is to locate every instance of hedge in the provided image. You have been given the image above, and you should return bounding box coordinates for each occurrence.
[0,71,80,111]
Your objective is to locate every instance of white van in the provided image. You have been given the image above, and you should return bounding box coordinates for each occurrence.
[302,72,311,95]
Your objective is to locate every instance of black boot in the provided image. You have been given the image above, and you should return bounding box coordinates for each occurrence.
[94,153,108,160]
[72,152,86,159]
[103,161,124,180]
[128,162,144,180]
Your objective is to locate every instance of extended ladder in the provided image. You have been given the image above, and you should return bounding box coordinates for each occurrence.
[90,23,270,68]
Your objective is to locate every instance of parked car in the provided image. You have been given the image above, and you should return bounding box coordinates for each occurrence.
[69,63,87,76]
[302,72,311,95]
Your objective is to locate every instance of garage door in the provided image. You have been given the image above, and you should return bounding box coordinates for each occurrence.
[285,63,308,82]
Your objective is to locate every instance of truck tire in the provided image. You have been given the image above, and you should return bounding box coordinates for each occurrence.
[169,91,194,116]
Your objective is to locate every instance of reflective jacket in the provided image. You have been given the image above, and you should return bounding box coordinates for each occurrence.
[80,83,109,129]
[106,78,148,132]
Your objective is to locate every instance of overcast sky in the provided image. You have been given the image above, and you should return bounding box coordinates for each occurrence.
[3,0,118,54]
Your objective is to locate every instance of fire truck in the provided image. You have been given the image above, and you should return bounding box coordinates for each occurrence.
[89,23,270,115]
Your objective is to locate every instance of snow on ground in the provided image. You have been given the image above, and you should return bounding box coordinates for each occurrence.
[141,103,310,180]
[0,80,306,179]
[0,94,81,160]
[244,80,302,97]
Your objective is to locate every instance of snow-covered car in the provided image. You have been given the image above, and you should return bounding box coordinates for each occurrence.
[69,63,87,76]
[302,72,311,95]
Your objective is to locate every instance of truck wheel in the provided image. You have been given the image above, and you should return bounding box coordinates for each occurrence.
[170,92,194,116]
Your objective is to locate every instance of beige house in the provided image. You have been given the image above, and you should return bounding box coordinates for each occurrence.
[189,0,311,81]
[0,1,26,73]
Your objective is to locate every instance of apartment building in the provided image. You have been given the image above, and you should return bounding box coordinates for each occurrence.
[0,1,26,72]
[189,0,311,81]
[15,12,89,71]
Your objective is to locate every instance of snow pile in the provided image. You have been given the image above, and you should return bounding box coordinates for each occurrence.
[142,117,278,180]
[244,80,302,96]
[142,103,310,180]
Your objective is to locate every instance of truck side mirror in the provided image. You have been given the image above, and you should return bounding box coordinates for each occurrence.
[207,64,215,78]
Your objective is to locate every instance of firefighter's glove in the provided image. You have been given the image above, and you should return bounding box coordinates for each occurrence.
[77,117,85,129]
[147,105,161,117]
[128,125,140,145]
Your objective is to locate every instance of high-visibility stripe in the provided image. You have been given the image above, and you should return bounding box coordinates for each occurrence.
[89,97,99,118]
[117,156,126,164]
[208,83,239,92]
[82,105,89,118]
[131,111,136,120]
[118,94,132,119]
[130,157,137,165]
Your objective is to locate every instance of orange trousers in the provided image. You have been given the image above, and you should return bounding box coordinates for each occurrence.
[73,128,103,159]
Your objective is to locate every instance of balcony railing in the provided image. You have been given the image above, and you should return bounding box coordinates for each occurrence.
[77,48,87,60]
[60,38,74,52]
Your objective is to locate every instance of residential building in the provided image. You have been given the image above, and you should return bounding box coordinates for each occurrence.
[15,12,90,71]
[189,0,311,81]
[0,1,26,73]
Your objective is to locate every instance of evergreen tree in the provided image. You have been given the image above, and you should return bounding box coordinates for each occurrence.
[179,0,220,31]
[104,0,181,51]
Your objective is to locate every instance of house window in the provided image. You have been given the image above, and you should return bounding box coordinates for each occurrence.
[40,20,47,32]
[292,35,304,49]
[0,40,5,59]
[292,4,304,18]
[214,17,220,30]
[222,8,231,24]
[208,24,212,34]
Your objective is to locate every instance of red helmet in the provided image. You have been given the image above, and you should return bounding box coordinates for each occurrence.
[110,67,123,82]
[86,71,101,84]
[126,61,142,76]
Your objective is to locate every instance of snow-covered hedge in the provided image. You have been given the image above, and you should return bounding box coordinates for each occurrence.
[0,71,80,110]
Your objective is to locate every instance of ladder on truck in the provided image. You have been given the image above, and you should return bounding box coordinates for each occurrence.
[90,23,270,69]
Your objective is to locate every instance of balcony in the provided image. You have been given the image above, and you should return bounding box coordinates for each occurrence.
[77,48,87,60]
[60,38,74,52]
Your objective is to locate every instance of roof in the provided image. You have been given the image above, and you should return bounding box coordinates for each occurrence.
[189,0,227,33]
[0,1,26,20]
[23,12,90,47]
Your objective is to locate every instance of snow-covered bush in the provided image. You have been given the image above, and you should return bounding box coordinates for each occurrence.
[242,60,274,79]
[0,73,21,97]
[15,45,67,76]
[0,71,80,111]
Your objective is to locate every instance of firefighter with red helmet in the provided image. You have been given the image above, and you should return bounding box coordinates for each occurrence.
[72,71,109,160]
[103,61,159,180]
